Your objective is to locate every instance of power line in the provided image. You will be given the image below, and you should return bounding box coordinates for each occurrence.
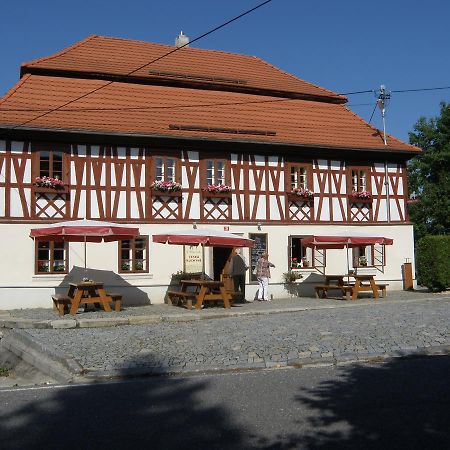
[392,86,450,93]
[133,0,273,71]
[10,0,274,129]
[2,84,449,114]
[368,102,378,124]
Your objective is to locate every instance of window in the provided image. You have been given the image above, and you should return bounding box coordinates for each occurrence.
[290,165,309,190]
[155,157,176,182]
[352,245,374,267]
[289,236,314,268]
[35,241,68,274]
[205,159,227,186]
[119,236,149,273]
[39,150,63,180]
[351,169,367,192]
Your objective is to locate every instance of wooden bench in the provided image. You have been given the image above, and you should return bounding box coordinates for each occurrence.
[52,294,72,316]
[166,290,197,309]
[106,292,123,311]
[315,284,354,300]
[375,284,388,298]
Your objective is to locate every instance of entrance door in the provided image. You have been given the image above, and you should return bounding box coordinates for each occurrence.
[213,247,233,287]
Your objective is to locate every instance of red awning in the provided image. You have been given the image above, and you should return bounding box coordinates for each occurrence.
[301,235,393,249]
[153,229,254,248]
[30,219,140,242]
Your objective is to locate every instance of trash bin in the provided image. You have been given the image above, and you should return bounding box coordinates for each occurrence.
[402,259,414,290]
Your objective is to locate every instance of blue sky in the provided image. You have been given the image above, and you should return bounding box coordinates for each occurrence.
[1,0,449,142]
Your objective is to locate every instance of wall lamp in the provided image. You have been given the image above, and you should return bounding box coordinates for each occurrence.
[193,222,197,229]
[257,222,262,231]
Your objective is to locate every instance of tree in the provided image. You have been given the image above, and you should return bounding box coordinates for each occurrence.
[408,102,450,240]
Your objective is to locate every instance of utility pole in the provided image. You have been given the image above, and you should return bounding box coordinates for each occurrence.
[375,84,391,145]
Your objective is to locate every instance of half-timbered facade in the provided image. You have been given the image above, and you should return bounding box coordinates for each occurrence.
[0,35,419,308]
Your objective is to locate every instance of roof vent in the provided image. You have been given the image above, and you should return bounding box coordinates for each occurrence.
[175,31,189,48]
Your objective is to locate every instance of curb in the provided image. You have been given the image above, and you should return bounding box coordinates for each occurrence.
[1,330,84,383]
[1,295,449,330]
[72,344,450,382]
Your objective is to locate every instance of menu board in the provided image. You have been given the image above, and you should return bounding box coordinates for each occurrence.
[249,233,268,281]
[183,245,203,273]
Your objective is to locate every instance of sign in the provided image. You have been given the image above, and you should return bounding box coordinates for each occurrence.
[183,245,203,273]
[249,233,268,282]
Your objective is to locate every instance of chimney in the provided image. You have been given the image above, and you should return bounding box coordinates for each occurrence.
[175,31,189,48]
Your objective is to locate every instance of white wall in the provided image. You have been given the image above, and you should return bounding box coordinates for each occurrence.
[0,223,415,309]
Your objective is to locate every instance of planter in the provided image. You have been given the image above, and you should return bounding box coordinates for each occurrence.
[151,190,182,198]
[202,191,232,198]
[34,186,69,194]
[348,194,372,205]
[287,193,314,203]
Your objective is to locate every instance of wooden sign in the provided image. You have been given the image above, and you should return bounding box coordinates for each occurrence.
[183,245,203,273]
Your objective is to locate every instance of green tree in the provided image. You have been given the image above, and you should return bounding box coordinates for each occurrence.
[408,102,450,240]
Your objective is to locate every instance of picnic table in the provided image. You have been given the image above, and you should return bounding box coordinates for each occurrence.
[315,274,387,300]
[314,275,353,300]
[52,281,122,316]
[166,279,231,310]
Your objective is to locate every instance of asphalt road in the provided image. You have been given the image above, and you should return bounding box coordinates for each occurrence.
[1,355,449,450]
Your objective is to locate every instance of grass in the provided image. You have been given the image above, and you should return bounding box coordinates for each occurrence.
[0,367,9,377]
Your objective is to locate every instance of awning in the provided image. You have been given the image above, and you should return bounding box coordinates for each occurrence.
[301,235,393,249]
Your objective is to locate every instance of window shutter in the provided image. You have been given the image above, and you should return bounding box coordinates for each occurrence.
[313,248,326,274]
[373,244,385,273]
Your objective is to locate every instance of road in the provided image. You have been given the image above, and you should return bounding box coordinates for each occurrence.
[2,355,449,450]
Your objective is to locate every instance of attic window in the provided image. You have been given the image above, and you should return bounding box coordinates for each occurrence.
[149,70,247,85]
[169,124,276,136]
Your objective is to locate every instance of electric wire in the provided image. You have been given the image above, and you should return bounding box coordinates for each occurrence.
[8,1,274,129]
[1,85,449,114]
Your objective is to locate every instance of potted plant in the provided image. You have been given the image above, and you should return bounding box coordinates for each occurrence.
[288,187,314,202]
[34,176,65,189]
[150,180,182,192]
[349,191,372,204]
[282,271,303,283]
[202,184,232,197]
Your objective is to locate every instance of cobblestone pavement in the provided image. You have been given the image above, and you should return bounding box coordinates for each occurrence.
[18,295,450,379]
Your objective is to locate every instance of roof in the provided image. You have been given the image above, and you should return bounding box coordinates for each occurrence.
[0,74,418,152]
[20,35,346,103]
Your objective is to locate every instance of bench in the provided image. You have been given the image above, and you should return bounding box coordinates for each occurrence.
[315,284,354,300]
[106,292,123,311]
[166,290,197,309]
[375,284,388,298]
[52,294,72,316]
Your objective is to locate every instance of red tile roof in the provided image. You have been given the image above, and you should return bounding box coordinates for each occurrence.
[0,74,418,152]
[20,35,346,103]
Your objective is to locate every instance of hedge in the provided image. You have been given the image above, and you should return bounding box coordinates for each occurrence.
[416,235,450,291]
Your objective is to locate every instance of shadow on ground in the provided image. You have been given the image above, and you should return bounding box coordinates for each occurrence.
[254,355,450,449]
[56,266,151,306]
[2,352,450,449]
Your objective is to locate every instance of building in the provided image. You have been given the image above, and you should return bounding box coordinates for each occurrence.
[0,34,420,309]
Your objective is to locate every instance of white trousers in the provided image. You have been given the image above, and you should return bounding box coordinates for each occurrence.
[257,277,269,300]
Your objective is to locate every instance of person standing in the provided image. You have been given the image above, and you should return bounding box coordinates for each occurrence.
[229,248,249,302]
[256,252,275,301]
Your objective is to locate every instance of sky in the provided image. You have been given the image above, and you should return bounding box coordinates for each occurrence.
[1,0,449,143]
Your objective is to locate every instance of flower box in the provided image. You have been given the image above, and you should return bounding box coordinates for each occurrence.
[34,176,66,191]
[34,186,69,194]
[287,192,314,203]
[203,191,232,198]
[348,194,372,205]
[151,190,182,198]
[150,180,182,193]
